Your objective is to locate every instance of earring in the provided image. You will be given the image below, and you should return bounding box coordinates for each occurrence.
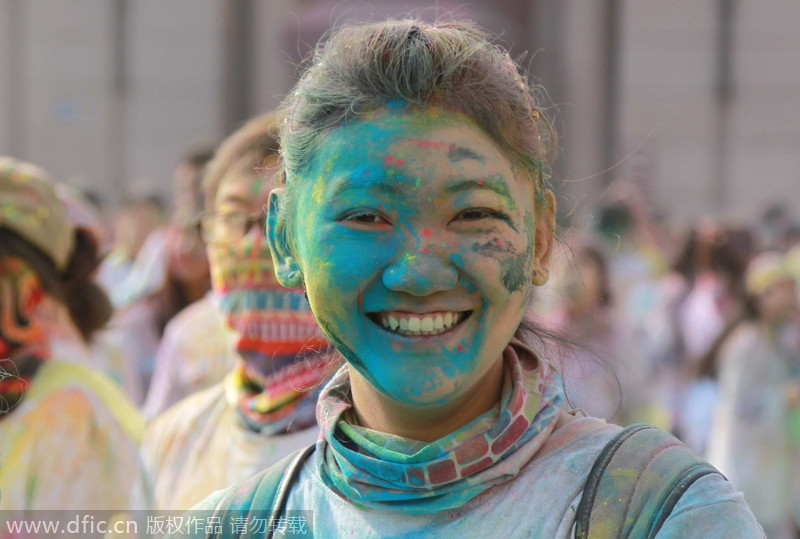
[532,268,550,286]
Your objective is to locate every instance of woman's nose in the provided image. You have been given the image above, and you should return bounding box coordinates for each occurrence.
[382,248,458,296]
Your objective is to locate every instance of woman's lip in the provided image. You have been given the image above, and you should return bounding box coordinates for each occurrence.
[368,309,471,317]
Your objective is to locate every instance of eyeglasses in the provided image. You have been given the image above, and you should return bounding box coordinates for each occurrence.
[196,212,267,244]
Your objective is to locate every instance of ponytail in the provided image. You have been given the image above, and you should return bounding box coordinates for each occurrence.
[60,227,112,342]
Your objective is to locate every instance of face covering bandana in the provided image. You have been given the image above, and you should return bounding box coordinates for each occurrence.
[314,339,565,513]
[0,257,51,416]
[210,232,332,434]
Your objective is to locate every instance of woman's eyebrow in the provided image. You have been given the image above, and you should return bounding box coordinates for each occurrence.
[404,139,486,165]
[329,177,403,200]
[447,145,485,164]
[444,176,512,202]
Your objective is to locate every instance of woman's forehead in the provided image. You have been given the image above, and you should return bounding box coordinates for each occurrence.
[304,108,510,175]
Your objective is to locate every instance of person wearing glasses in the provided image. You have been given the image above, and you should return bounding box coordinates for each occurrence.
[134,112,335,511]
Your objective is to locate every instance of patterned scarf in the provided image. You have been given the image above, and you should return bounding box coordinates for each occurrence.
[315,340,565,513]
[0,257,51,415]
[210,233,331,434]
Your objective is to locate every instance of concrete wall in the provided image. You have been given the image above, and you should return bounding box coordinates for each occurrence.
[2,0,798,225]
[619,0,800,224]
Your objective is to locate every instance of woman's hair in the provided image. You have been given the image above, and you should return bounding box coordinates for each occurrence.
[277,19,555,221]
[202,111,281,211]
[0,227,112,342]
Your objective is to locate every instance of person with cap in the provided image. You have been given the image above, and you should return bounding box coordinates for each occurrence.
[0,156,144,510]
[707,252,800,538]
[134,112,333,511]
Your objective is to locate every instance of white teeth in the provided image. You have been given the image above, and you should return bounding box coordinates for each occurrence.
[420,317,434,331]
[378,312,465,336]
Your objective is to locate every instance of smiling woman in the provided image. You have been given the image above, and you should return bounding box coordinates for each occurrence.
[192,20,762,538]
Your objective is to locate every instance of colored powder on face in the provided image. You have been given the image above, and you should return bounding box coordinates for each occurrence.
[423,228,433,238]
[318,318,369,376]
[500,210,538,293]
[501,250,531,293]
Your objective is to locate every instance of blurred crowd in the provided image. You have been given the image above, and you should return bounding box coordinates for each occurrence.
[536,186,800,533]
[2,137,800,534]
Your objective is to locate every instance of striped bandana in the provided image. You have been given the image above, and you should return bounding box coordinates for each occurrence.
[0,257,51,415]
[210,233,331,433]
[314,340,565,513]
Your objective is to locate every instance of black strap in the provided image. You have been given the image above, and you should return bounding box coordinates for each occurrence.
[203,443,315,539]
[265,444,316,539]
[574,424,650,538]
[644,461,719,537]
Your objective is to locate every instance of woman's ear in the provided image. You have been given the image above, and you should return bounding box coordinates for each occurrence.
[267,188,303,288]
[532,189,556,286]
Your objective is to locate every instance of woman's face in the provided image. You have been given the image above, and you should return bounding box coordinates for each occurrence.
[270,108,553,406]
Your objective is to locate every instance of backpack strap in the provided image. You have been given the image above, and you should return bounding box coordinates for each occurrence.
[575,423,721,539]
[205,443,316,539]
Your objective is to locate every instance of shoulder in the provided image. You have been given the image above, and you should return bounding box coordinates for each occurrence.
[25,360,144,439]
[0,362,142,506]
[190,444,314,512]
[572,422,762,537]
[143,380,228,451]
[660,472,764,536]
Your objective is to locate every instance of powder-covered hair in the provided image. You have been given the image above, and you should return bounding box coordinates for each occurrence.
[277,19,555,218]
[202,111,281,211]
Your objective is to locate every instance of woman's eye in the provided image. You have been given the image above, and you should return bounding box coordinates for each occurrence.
[456,208,498,221]
[340,211,387,226]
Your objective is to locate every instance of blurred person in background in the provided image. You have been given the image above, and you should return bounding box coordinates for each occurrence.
[674,223,752,453]
[707,252,800,538]
[135,112,333,510]
[593,183,669,325]
[97,193,165,299]
[0,157,143,510]
[141,141,240,418]
[103,147,215,405]
[544,243,653,426]
[52,182,142,402]
[631,222,752,451]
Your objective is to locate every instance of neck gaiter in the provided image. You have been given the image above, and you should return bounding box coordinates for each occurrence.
[210,232,331,434]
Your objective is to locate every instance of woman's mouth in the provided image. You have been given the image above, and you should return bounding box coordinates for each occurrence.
[367,311,472,336]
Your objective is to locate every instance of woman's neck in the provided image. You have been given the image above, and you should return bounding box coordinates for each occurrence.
[348,357,505,443]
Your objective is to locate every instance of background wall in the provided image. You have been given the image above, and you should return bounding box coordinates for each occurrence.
[1,0,798,227]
